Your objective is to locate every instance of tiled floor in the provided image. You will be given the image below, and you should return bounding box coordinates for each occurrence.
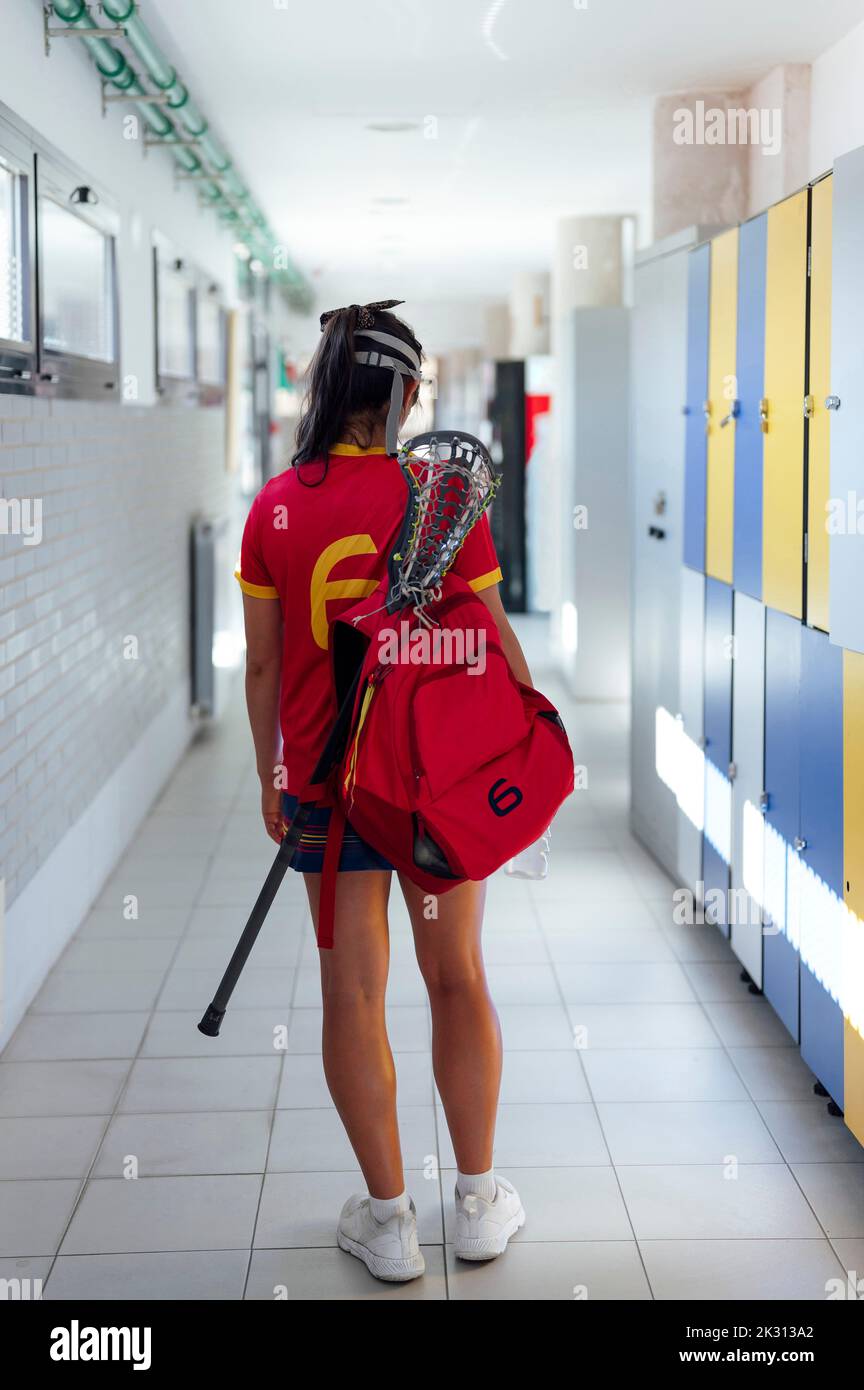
[1,623,862,1300]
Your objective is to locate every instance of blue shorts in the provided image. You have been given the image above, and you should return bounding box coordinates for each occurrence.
[280,793,394,873]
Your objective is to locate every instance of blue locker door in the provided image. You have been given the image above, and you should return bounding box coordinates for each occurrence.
[733,213,767,599]
[799,626,844,1104]
[763,609,802,1040]
[683,243,710,572]
[703,578,733,934]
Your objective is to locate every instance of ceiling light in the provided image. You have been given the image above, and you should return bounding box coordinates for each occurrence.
[366,120,421,134]
[232,242,251,260]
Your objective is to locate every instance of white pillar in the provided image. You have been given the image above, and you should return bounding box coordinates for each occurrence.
[550,216,632,698]
[508,271,550,357]
[483,302,510,360]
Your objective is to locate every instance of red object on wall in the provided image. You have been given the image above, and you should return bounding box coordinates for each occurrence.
[525,393,551,464]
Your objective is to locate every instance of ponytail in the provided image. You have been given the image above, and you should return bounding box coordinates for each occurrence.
[292,303,422,482]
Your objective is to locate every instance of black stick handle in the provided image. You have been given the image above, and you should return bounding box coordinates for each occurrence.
[197,806,313,1037]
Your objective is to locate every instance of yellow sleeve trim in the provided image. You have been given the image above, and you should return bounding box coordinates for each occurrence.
[234,569,279,599]
[468,566,503,593]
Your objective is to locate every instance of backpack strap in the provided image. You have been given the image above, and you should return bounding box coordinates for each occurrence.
[316,799,346,949]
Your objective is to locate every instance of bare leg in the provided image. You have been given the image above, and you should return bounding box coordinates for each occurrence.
[398,875,501,1173]
[304,870,404,1199]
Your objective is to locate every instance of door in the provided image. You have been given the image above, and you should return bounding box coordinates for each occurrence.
[730,593,766,984]
[705,229,738,584]
[811,176,838,633]
[762,190,809,619]
[843,651,864,1144]
[677,566,705,896]
[733,213,767,600]
[798,626,844,1105]
[763,608,802,1040]
[683,243,710,573]
[489,360,527,612]
[629,245,690,875]
[702,577,733,933]
[806,175,833,633]
[829,147,864,652]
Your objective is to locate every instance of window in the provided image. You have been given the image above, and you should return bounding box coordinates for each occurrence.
[0,163,24,342]
[153,237,197,399]
[0,122,35,389]
[39,196,114,361]
[196,285,226,388]
[36,154,119,399]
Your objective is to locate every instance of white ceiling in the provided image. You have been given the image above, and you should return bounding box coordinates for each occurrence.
[147,0,863,326]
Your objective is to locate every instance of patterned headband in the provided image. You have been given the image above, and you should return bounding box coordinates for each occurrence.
[319,299,405,331]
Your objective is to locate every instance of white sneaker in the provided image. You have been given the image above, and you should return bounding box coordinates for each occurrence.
[337,1194,426,1282]
[453,1176,526,1260]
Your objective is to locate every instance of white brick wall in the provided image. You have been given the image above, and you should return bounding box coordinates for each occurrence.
[0,394,234,906]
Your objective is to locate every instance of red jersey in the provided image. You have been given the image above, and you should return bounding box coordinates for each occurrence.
[235,444,502,797]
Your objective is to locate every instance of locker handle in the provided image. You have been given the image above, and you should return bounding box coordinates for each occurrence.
[719,400,740,428]
[759,398,769,434]
[794,836,807,853]
[825,394,841,411]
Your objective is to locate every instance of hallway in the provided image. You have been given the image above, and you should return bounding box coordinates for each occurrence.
[1,625,861,1302]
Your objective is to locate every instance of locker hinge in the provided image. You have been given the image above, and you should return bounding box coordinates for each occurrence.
[803,394,815,419]
[728,761,737,781]
[804,532,809,564]
[807,245,812,277]
[759,398,769,433]
[759,791,769,813]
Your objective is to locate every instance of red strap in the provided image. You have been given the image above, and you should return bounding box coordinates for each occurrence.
[317,799,346,949]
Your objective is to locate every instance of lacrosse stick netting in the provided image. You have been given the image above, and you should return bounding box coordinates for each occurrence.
[388,431,500,614]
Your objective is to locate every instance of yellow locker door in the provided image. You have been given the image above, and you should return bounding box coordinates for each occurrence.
[807,175,833,632]
[843,650,864,1145]
[705,228,738,583]
[763,189,809,619]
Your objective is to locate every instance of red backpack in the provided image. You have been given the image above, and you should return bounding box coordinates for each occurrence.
[309,570,575,946]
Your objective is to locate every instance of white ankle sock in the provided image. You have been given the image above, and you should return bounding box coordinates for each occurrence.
[369,1190,410,1222]
[457,1168,497,1203]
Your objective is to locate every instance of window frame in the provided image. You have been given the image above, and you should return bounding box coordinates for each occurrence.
[153,234,199,405]
[195,276,227,405]
[0,120,37,393]
[34,151,120,401]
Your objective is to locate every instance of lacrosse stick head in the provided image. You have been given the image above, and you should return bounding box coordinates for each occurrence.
[387,430,501,613]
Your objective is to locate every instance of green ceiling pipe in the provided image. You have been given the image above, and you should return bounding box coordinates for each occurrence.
[96,0,310,305]
[49,0,311,309]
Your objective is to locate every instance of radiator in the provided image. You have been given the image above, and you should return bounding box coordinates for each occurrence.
[190,514,231,717]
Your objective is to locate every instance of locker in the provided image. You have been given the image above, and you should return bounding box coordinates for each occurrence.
[733,214,767,600]
[683,243,710,573]
[702,577,733,933]
[843,651,864,1143]
[762,190,809,620]
[806,176,833,633]
[730,593,766,984]
[677,566,705,896]
[629,239,691,876]
[763,608,801,1040]
[705,229,738,584]
[829,146,864,652]
[798,626,844,1105]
